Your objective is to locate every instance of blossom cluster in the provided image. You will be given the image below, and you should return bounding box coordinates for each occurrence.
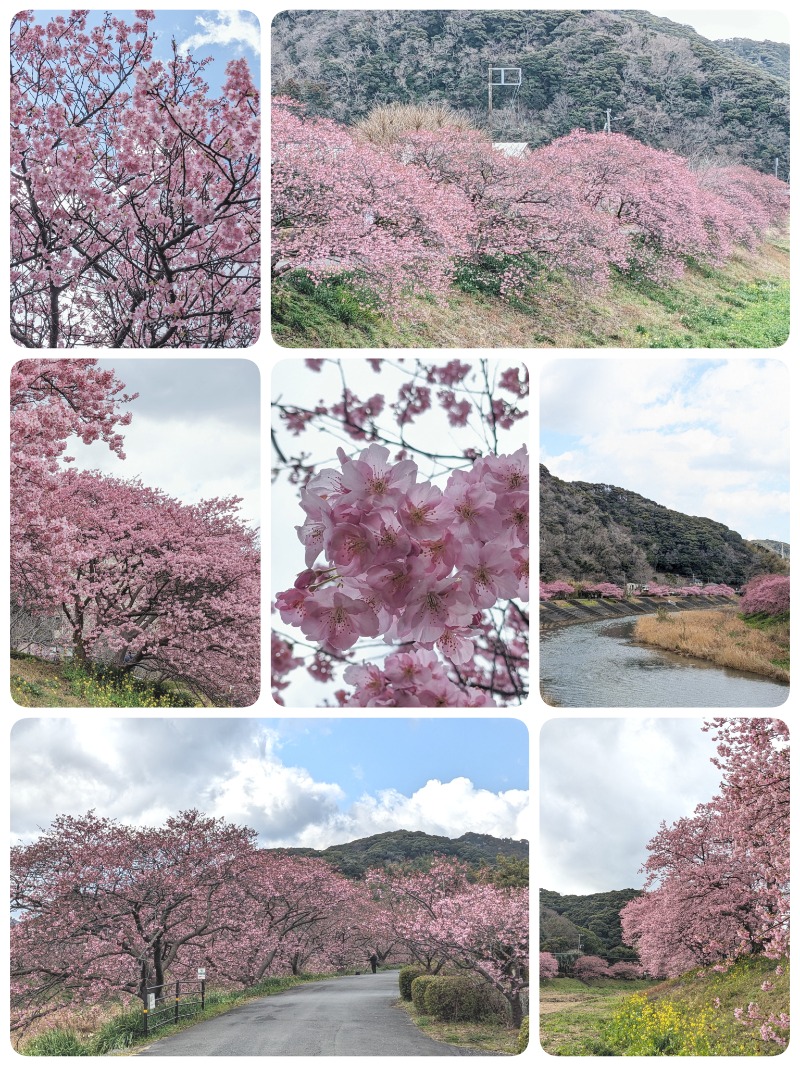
[275,441,528,706]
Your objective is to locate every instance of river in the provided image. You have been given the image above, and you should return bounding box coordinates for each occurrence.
[540,616,789,708]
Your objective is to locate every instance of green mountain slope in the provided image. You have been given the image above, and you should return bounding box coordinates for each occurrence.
[540,464,786,586]
[276,829,529,879]
[271,8,789,172]
[541,888,642,960]
[712,37,789,81]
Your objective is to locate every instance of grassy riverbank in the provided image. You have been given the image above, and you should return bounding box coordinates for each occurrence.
[272,233,789,349]
[541,957,789,1056]
[634,609,789,683]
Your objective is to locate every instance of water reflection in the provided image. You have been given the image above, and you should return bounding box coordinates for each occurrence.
[540,616,788,708]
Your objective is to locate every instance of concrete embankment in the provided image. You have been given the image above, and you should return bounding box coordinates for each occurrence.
[540,595,737,630]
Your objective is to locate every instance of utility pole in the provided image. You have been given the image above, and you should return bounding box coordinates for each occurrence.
[605,108,612,134]
[775,157,779,179]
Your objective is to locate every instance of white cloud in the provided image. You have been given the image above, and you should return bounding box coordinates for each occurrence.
[10,721,529,853]
[68,413,260,529]
[540,359,789,540]
[539,719,721,894]
[181,11,261,57]
[303,777,530,848]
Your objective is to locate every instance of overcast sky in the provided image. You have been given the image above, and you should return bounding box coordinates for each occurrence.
[540,358,789,542]
[10,718,529,849]
[67,359,260,529]
[655,8,790,43]
[540,718,722,894]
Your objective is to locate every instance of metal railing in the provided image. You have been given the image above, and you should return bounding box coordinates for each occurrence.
[140,979,205,1036]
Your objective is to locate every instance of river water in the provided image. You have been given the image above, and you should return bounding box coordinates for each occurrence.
[540,616,789,708]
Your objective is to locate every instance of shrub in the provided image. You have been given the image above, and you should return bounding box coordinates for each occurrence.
[517,1015,530,1053]
[422,975,495,1022]
[399,966,427,1001]
[410,974,437,1012]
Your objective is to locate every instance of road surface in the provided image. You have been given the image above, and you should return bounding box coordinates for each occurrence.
[136,972,474,1056]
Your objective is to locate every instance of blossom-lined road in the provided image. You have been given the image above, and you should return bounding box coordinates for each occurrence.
[137,972,472,1056]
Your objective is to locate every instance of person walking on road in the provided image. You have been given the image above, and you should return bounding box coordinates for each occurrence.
[368,952,378,974]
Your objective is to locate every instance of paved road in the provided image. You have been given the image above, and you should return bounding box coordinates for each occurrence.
[136,972,472,1056]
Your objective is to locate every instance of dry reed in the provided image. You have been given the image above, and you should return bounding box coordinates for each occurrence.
[354,102,481,146]
[634,609,789,682]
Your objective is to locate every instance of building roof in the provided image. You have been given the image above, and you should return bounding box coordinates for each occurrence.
[492,142,530,158]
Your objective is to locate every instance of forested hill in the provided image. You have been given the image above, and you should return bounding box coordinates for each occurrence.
[540,464,786,587]
[271,8,789,173]
[275,829,529,879]
[712,37,789,81]
[540,888,641,961]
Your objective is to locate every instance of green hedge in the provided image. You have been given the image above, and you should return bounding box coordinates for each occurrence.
[422,975,495,1022]
[410,974,437,1012]
[398,966,427,1001]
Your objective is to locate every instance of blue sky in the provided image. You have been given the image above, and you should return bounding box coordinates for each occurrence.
[540,358,789,543]
[273,718,529,801]
[11,718,530,848]
[33,10,261,94]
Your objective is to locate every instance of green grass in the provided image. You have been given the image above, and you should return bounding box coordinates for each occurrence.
[540,957,789,1056]
[11,654,202,708]
[641,279,789,348]
[271,234,789,349]
[399,999,522,1055]
[742,612,790,672]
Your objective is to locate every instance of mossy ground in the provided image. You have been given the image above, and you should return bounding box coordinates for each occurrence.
[271,233,789,349]
[540,957,789,1056]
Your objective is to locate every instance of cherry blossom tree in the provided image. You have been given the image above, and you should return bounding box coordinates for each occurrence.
[367,857,529,1027]
[739,574,790,617]
[11,10,259,347]
[272,99,471,313]
[11,810,258,1032]
[539,580,575,600]
[584,582,625,599]
[620,719,789,978]
[11,358,260,706]
[14,470,260,705]
[271,358,529,707]
[11,810,378,1035]
[540,951,559,979]
[10,358,136,603]
[573,955,611,980]
[209,851,371,986]
[272,102,787,315]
